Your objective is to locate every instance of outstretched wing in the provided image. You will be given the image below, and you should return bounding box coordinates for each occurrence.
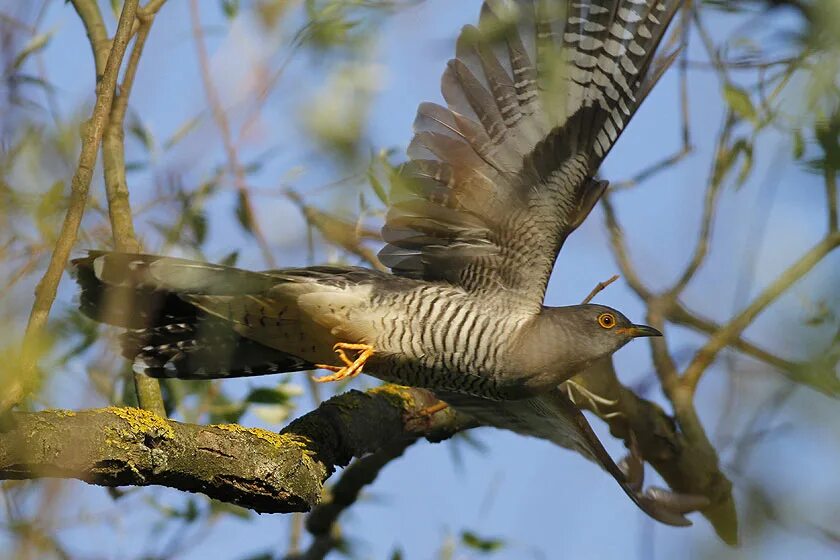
[380,0,681,312]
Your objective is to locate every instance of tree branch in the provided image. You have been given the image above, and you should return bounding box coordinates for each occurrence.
[0,387,466,513]
[98,3,167,415]
[682,231,840,391]
[289,440,415,560]
[5,0,140,413]
[188,0,276,267]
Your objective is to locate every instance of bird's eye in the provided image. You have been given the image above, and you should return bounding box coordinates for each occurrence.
[598,313,616,329]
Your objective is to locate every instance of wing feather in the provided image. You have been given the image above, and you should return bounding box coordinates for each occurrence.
[380,0,682,310]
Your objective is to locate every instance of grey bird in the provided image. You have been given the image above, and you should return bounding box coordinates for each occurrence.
[73,0,700,525]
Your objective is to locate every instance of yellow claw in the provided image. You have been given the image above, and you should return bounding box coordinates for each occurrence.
[313,343,375,383]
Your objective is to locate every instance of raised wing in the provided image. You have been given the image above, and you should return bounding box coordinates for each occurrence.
[380,0,681,312]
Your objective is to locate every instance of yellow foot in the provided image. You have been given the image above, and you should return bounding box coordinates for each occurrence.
[418,401,449,417]
[404,400,449,431]
[313,343,375,383]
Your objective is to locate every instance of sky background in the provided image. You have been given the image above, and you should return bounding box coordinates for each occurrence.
[2,0,839,559]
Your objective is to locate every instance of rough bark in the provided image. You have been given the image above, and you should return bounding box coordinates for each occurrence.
[0,387,468,513]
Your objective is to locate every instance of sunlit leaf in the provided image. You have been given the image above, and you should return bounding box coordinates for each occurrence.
[723,84,757,124]
[461,530,505,553]
[221,0,240,19]
[235,190,254,234]
[163,114,203,150]
[13,31,53,70]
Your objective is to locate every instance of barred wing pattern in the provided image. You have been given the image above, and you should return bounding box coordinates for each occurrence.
[380,0,681,312]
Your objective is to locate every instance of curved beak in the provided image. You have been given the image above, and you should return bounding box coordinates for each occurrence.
[624,324,662,338]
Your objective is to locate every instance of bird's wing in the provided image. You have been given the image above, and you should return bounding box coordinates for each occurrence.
[437,383,707,526]
[380,0,681,312]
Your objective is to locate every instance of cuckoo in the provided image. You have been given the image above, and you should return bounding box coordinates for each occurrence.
[74,0,703,525]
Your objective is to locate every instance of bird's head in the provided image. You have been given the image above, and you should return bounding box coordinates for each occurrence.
[550,303,662,356]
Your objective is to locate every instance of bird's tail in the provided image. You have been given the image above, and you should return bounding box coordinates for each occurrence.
[72,251,314,379]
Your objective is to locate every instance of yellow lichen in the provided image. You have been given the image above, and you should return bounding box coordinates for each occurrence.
[210,423,315,458]
[369,384,415,409]
[103,406,175,440]
[50,409,77,417]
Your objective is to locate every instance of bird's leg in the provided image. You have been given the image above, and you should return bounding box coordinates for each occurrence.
[314,343,375,383]
[564,380,622,419]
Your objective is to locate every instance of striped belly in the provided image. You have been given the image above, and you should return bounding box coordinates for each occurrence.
[366,285,528,398]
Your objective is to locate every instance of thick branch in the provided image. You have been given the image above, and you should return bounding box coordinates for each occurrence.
[0,387,466,513]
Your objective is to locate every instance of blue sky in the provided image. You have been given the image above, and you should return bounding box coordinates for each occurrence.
[3,0,839,558]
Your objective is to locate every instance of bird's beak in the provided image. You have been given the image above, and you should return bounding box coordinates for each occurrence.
[619,324,662,338]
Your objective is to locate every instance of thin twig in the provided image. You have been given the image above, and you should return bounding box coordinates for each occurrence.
[289,440,415,560]
[679,0,691,151]
[826,166,838,233]
[100,2,167,415]
[610,148,691,191]
[580,274,620,305]
[669,114,734,295]
[601,194,651,300]
[4,0,141,412]
[667,300,797,373]
[188,0,276,267]
[682,231,840,392]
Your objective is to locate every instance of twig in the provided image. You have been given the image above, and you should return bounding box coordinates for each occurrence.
[610,147,692,191]
[601,194,651,300]
[99,2,167,415]
[69,0,109,75]
[679,0,691,151]
[5,0,140,412]
[667,300,797,373]
[188,0,276,267]
[290,440,415,560]
[826,166,837,233]
[580,274,620,305]
[669,114,734,295]
[682,231,840,392]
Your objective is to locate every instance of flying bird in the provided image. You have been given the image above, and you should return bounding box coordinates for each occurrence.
[74,0,702,525]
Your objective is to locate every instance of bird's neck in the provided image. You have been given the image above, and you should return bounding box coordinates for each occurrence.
[511,308,593,387]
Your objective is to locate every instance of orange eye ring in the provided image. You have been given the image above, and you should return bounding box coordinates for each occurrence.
[598,313,616,329]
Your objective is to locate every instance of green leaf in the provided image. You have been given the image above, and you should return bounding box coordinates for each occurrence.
[245,387,290,405]
[163,114,202,150]
[723,84,757,124]
[732,138,754,188]
[219,250,240,266]
[189,210,208,245]
[13,31,53,70]
[792,129,805,160]
[129,118,155,154]
[235,190,254,234]
[221,0,240,19]
[209,500,252,520]
[368,169,388,206]
[461,530,505,553]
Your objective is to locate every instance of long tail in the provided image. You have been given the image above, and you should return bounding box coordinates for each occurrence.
[72,251,314,379]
